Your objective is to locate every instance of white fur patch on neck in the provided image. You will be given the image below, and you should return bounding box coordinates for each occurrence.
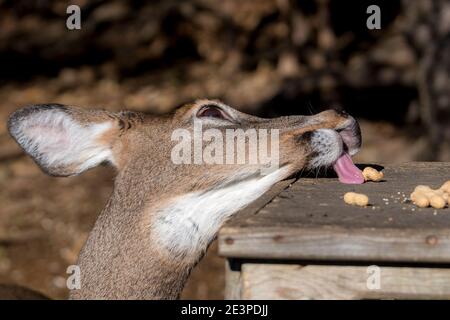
[153,166,291,258]
[12,109,114,174]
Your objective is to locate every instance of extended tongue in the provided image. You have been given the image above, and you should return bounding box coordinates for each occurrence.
[333,152,364,184]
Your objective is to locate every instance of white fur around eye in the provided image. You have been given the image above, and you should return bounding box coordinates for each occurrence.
[12,109,114,174]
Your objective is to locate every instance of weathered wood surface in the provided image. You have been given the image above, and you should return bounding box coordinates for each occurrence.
[224,260,242,300]
[240,264,450,300]
[219,162,450,263]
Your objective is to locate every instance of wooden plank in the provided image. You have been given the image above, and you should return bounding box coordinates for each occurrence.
[219,162,450,263]
[241,263,450,299]
[224,259,242,300]
[223,180,294,299]
[225,178,295,223]
[219,227,450,263]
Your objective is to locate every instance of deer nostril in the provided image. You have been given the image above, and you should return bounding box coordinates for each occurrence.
[337,109,349,117]
[297,131,314,143]
[304,131,314,138]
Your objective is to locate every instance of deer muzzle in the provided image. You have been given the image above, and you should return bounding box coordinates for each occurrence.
[295,110,364,184]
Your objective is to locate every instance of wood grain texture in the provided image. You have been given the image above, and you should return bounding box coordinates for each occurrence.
[224,260,242,300]
[219,162,450,263]
[240,263,450,300]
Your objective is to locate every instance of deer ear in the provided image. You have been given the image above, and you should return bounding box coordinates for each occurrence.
[8,104,120,177]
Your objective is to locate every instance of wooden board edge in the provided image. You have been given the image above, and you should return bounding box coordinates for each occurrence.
[219,225,450,264]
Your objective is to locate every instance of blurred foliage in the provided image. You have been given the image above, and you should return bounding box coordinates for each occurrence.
[0,1,447,148]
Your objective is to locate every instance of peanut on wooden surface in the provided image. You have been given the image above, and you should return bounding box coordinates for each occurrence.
[344,192,369,207]
[410,181,449,209]
[362,167,384,182]
[441,181,450,194]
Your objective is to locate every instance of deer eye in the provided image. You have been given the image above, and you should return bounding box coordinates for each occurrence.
[197,105,230,120]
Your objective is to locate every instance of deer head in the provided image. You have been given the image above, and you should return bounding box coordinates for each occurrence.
[7,99,362,299]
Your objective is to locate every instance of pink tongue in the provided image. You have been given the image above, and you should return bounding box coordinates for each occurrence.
[332,152,364,184]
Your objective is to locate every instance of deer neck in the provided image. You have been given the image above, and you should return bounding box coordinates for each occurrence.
[70,165,291,300]
[70,169,195,300]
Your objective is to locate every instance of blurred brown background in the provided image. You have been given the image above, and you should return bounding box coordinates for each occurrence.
[0,0,449,299]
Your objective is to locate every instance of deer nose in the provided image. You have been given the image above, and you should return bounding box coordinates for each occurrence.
[291,110,362,155]
[293,109,354,133]
[281,109,361,146]
[337,116,362,156]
